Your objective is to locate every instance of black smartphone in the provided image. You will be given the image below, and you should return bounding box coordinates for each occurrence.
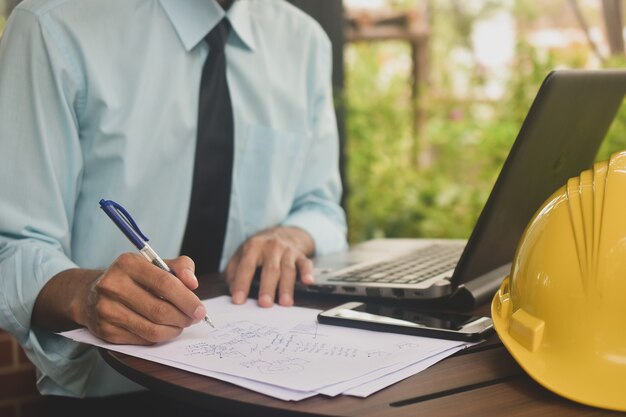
[317,302,494,342]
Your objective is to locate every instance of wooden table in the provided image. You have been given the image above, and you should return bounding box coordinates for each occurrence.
[101,275,620,417]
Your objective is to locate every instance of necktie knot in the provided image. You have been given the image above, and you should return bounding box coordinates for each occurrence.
[206,19,230,52]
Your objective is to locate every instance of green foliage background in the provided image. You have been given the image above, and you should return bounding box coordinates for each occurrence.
[344,1,626,245]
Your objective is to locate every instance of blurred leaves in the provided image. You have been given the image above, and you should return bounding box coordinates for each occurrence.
[344,0,626,245]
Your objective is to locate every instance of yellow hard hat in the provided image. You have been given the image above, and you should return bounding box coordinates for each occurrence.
[491,150,626,412]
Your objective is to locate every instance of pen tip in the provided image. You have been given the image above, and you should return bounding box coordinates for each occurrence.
[204,316,215,328]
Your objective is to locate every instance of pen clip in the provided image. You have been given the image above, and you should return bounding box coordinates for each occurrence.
[99,199,150,243]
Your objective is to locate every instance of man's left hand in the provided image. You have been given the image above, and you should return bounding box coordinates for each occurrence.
[225,227,315,307]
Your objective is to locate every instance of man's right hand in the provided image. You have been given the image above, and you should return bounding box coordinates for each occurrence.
[32,254,207,345]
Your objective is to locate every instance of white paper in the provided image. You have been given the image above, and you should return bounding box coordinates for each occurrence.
[343,344,469,397]
[60,296,475,401]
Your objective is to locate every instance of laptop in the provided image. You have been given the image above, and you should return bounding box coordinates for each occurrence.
[300,69,626,309]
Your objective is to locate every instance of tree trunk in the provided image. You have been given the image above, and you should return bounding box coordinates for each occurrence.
[602,0,624,56]
[3,0,21,16]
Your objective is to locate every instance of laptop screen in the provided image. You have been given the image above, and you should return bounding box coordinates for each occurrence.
[453,70,626,285]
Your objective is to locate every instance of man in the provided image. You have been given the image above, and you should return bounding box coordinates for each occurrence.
[0,0,346,403]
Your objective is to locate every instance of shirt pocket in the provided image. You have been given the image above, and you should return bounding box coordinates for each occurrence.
[236,125,311,231]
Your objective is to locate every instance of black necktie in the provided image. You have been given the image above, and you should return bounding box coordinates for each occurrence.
[180,19,233,274]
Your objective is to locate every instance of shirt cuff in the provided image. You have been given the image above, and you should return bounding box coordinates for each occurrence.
[0,241,141,396]
[0,241,77,338]
[282,209,347,256]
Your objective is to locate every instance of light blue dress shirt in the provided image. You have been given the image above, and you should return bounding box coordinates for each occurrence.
[0,0,347,397]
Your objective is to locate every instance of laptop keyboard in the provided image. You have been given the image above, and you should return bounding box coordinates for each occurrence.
[327,244,464,285]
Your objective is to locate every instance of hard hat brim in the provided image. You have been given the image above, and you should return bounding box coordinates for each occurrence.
[492,299,626,412]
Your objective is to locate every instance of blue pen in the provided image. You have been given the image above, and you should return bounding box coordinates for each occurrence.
[99,199,214,328]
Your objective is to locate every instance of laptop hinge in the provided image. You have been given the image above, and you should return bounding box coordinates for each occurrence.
[447,263,511,310]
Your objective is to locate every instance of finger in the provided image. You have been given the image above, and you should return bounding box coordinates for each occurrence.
[277,251,297,307]
[127,284,196,328]
[96,272,194,328]
[116,254,207,322]
[296,256,315,285]
[257,243,284,308]
[230,245,262,305]
[86,297,153,345]
[166,256,198,290]
[224,252,240,286]
[106,301,184,344]
[93,321,152,345]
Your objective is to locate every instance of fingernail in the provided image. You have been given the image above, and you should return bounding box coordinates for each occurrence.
[279,293,293,306]
[259,294,273,307]
[186,268,198,285]
[302,273,314,284]
[193,305,206,320]
[232,291,245,304]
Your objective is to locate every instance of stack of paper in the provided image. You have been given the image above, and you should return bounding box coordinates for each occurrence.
[61,296,477,401]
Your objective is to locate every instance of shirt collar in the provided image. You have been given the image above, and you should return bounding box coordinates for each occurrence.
[159,0,256,52]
